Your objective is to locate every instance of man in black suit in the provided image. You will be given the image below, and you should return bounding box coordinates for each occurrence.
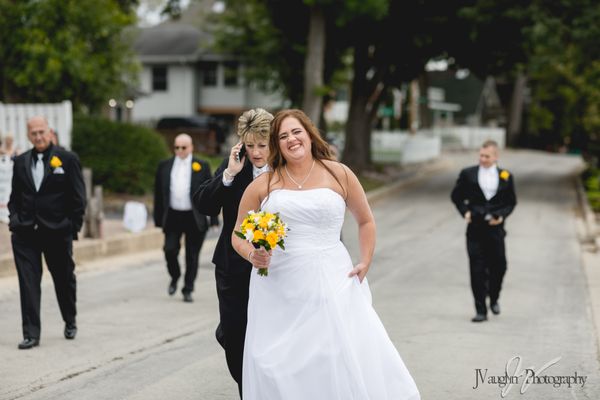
[8,115,86,349]
[451,140,517,322]
[154,133,216,303]
[193,108,273,397]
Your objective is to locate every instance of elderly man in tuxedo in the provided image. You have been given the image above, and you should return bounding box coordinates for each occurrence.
[154,133,216,303]
[8,116,86,349]
[451,140,517,322]
[193,108,273,398]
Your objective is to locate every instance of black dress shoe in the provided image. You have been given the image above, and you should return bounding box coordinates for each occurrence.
[183,292,193,303]
[471,313,488,322]
[64,323,77,339]
[491,303,500,315]
[168,280,177,296]
[18,338,39,349]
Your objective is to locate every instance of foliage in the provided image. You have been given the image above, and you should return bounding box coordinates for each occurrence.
[72,115,169,194]
[583,167,600,212]
[0,0,139,113]
[526,0,600,151]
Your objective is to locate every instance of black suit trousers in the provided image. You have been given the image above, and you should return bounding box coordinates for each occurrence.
[215,266,251,397]
[163,209,206,293]
[12,228,76,339]
[466,224,507,314]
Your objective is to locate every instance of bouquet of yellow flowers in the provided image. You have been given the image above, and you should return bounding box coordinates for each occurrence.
[234,210,288,276]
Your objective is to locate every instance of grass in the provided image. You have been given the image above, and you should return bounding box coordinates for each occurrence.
[195,152,225,172]
[358,174,387,192]
[583,167,600,212]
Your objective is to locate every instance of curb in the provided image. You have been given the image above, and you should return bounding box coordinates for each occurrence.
[0,228,164,278]
[574,174,600,363]
[575,175,599,248]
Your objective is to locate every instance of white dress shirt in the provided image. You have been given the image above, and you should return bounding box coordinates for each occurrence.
[222,164,271,186]
[478,164,499,201]
[170,155,192,210]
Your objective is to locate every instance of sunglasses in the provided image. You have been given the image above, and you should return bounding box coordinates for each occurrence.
[174,146,187,150]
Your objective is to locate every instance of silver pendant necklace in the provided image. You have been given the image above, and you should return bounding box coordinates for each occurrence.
[285,160,315,189]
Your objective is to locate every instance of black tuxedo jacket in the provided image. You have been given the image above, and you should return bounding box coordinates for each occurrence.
[451,165,517,226]
[153,156,215,232]
[193,158,253,274]
[8,144,86,238]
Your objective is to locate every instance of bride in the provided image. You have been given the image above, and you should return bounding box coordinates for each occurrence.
[232,109,420,400]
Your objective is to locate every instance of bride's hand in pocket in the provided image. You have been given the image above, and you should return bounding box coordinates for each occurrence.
[348,262,369,283]
[250,247,272,269]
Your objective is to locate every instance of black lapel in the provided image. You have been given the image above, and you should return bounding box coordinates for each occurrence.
[238,160,253,185]
[23,150,35,191]
[470,166,486,199]
[189,157,201,195]
[496,166,508,193]
[164,157,175,199]
[39,147,56,191]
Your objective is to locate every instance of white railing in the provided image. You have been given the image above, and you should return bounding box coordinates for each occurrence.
[371,131,441,164]
[0,100,73,151]
[423,126,506,149]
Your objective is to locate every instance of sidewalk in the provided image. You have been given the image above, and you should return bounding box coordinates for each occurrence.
[0,218,163,277]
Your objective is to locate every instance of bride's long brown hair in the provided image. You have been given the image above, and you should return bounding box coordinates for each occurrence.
[265,109,347,200]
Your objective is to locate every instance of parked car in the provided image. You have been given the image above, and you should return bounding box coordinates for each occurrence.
[156,115,223,155]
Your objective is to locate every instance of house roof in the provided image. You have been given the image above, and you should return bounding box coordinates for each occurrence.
[133,23,220,63]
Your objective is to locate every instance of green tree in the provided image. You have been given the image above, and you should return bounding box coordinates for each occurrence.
[0,0,139,113]
[526,0,600,153]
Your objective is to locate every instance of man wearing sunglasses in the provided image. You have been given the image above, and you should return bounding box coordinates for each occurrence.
[153,133,217,302]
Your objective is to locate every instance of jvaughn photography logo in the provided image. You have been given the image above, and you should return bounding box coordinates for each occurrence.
[473,356,587,397]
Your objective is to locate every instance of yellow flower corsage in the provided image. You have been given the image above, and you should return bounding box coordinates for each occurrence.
[192,161,202,172]
[500,170,510,181]
[50,156,62,168]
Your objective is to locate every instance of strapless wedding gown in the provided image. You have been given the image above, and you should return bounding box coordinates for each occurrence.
[243,188,420,400]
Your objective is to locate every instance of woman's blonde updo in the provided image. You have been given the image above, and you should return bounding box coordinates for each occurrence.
[237,108,274,142]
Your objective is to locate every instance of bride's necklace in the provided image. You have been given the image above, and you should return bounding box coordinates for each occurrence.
[285,160,315,189]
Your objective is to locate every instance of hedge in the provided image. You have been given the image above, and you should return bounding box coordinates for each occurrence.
[72,115,169,194]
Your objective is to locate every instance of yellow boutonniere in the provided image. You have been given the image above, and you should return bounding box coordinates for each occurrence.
[500,170,510,181]
[50,156,62,168]
[192,161,201,172]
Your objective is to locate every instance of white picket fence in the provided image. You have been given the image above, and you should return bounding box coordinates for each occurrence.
[0,100,73,151]
[0,156,12,223]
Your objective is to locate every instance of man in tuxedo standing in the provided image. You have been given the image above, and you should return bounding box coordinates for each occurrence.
[193,108,273,398]
[8,115,86,349]
[451,140,517,322]
[153,133,216,303]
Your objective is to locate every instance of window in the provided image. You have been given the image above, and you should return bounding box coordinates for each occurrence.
[152,66,168,91]
[223,61,239,87]
[201,62,218,86]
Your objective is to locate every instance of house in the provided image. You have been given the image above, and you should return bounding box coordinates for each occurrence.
[127,20,284,140]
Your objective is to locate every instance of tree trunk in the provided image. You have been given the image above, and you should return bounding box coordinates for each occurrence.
[409,79,420,135]
[342,40,382,172]
[302,6,326,125]
[506,72,527,147]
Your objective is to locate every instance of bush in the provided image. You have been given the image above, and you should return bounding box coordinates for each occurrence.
[72,115,169,194]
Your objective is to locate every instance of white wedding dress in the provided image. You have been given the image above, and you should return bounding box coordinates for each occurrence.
[243,188,420,400]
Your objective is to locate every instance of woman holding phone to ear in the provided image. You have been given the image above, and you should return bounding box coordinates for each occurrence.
[192,108,273,398]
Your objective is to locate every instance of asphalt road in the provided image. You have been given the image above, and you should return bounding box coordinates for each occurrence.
[0,149,598,400]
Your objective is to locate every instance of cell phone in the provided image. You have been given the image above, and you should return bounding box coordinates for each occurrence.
[236,145,246,162]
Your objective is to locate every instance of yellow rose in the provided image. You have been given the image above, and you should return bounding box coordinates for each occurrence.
[192,161,202,172]
[253,230,265,241]
[50,156,62,168]
[259,216,271,229]
[500,170,510,181]
[266,232,279,249]
[242,221,255,232]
